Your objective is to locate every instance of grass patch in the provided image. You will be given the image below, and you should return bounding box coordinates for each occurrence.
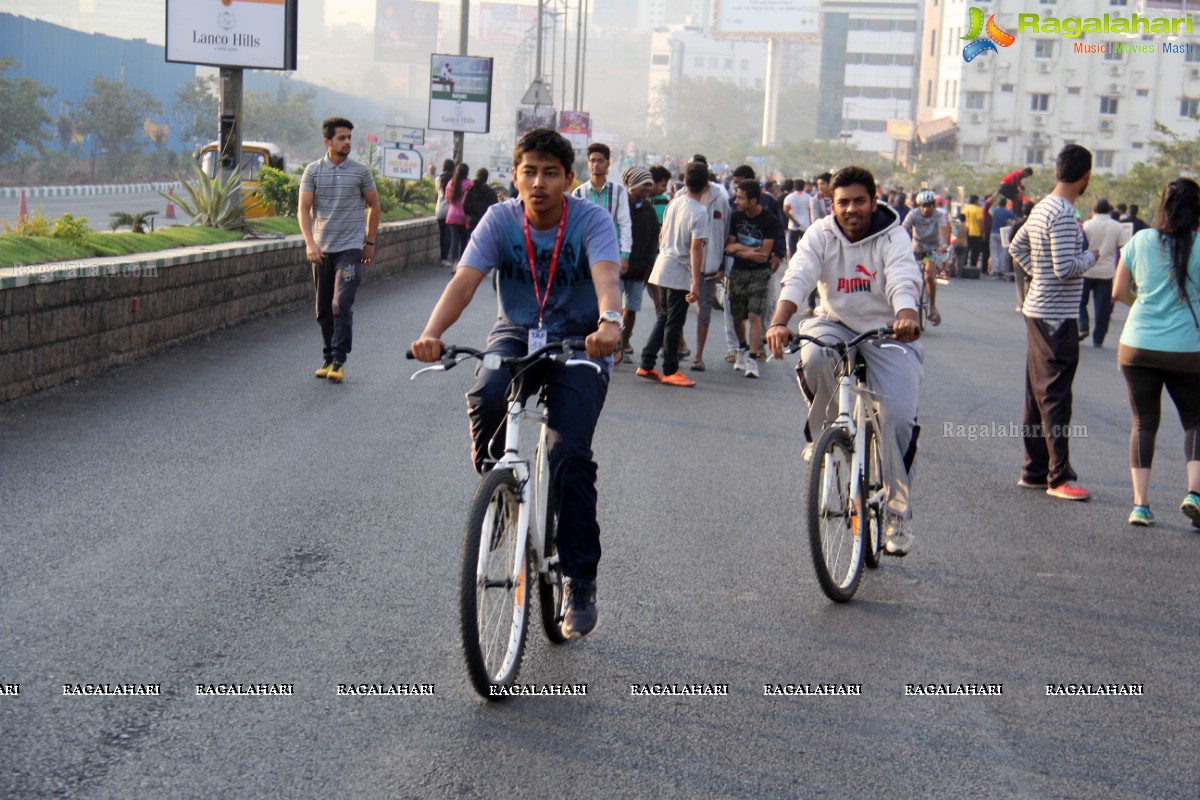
[0,207,435,269]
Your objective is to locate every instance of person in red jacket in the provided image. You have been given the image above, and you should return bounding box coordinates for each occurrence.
[999,167,1033,203]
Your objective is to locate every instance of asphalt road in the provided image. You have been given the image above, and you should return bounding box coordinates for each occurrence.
[2,263,1198,799]
[7,190,193,229]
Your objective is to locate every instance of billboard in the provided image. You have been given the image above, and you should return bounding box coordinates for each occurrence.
[558,111,591,149]
[516,106,557,138]
[383,147,424,181]
[428,55,494,134]
[478,2,539,46]
[376,0,440,64]
[711,0,820,39]
[166,0,298,70]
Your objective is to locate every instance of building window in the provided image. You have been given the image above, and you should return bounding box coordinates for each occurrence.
[1104,44,1122,61]
[926,80,933,106]
[1039,0,1056,4]
[1030,93,1050,112]
[1095,150,1115,168]
[1110,0,1128,5]
[961,145,984,163]
[1001,83,1014,92]
[724,58,733,69]
[1100,96,1119,114]
[1136,88,1149,96]
[1034,40,1055,58]
[651,53,669,66]
[1182,98,1200,117]
[754,78,763,89]
[1132,142,1144,149]
[930,29,937,57]
[708,57,718,68]
[1187,47,1200,63]
[965,92,985,109]
[740,59,749,70]
[1067,87,1081,95]
[1026,147,1047,164]
[997,135,1009,142]
[694,56,703,68]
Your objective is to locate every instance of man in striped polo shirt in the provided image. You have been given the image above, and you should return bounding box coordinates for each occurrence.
[1008,145,1100,501]
[300,116,381,383]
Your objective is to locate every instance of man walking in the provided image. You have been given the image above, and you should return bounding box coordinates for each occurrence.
[1079,198,1130,348]
[1008,144,1100,500]
[572,143,631,275]
[963,194,985,272]
[300,116,381,383]
[726,180,780,378]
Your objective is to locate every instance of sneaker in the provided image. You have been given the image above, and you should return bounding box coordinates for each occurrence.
[884,516,915,557]
[560,577,598,639]
[1128,505,1154,526]
[725,350,738,363]
[734,349,748,372]
[678,348,691,360]
[327,361,345,382]
[314,361,334,379]
[1046,482,1091,501]
[1181,492,1200,529]
[802,442,815,462]
[635,367,662,382]
[660,371,696,387]
[1016,477,1048,489]
[744,356,759,378]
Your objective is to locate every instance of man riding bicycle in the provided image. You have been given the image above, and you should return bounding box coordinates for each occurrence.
[410,129,622,638]
[766,166,924,556]
[902,189,950,326]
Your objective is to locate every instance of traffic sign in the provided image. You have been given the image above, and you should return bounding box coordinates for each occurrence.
[383,147,424,181]
[385,125,426,146]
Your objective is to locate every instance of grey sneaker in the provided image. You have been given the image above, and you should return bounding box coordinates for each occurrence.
[744,355,759,378]
[884,516,915,557]
[734,349,748,371]
[560,578,598,639]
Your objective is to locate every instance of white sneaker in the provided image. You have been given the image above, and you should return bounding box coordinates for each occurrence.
[744,356,759,378]
[734,349,748,371]
[884,516,915,557]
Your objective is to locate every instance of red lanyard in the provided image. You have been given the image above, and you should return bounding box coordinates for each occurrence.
[522,198,568,329]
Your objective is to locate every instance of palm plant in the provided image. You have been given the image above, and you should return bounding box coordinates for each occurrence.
[161,164,263,230]
[109,209,159,233]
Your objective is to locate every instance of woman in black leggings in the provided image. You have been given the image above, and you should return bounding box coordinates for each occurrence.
[1113,178,1200,527]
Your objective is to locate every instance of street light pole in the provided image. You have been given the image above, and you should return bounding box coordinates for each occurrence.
[453,0,470,164]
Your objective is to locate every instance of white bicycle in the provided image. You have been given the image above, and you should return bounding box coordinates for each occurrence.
[409,339,599,698]
[788,327,899,602]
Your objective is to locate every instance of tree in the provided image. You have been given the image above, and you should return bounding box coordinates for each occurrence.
[170,75,219,151]
[1151,121,1200,176]
[242,80,317,150]
[648,77,763,156]
[75,76,162,179]
[0,57,55,166]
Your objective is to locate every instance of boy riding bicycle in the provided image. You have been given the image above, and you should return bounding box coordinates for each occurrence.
[765,166,925,556]
[902,190,951,326]
[410,129,622,638]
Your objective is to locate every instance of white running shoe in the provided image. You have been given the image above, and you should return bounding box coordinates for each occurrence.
[884,516,915,557]
[745,356,759,378]
[734,349,748,371]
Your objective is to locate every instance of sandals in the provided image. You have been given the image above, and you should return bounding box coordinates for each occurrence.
[928,308,942,326]
[691,359,706,372]
[613,349,624,365]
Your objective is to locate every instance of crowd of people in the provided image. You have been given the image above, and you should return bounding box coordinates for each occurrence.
[388,129,1200,635]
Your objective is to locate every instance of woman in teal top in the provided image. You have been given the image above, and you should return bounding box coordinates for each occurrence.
[1113,178,1200,528]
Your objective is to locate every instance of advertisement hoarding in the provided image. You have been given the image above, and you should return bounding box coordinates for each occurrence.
[711,0,820,39]
[166,0,298,70]
[428,55,494,134]
[383,147,425,181]
[516,106,557,138]
[478,2,538,46]
[375,0,440,64]
[558,111,591,149]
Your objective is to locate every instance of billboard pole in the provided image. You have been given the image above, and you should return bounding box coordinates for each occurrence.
[454,0,470,164]
[218,67,244,185]
[761,37,781,147]
[573,0,582,110]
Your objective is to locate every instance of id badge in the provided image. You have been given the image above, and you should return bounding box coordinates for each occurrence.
[528,327,547,351]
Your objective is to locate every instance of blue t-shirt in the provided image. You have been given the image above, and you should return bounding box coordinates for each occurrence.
[991,206,1014,233]
[1119,229,1200,353]
[459,195,620,343]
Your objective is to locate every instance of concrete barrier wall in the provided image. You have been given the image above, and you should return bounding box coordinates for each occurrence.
[0,218,438,402]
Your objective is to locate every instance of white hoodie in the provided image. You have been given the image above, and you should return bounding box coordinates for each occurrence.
[779,203,921,332]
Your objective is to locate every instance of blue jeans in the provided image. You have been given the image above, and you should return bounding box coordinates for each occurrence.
[466,336,611,581]
[312,250,362,363]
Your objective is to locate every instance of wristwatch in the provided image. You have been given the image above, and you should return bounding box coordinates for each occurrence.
[598,310,624,330]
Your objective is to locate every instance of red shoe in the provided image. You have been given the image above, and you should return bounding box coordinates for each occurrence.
[659,372,696,387]
[1046,482,1091,501]
[636,367,662,381]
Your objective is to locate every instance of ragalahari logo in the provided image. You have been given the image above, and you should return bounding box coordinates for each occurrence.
[961,8,1016,62]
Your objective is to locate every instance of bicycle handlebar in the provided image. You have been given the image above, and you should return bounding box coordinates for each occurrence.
[784,326,895,355]
[406,338,599,381]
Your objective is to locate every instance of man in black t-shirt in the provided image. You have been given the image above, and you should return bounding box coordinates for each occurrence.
[724,179,780,379]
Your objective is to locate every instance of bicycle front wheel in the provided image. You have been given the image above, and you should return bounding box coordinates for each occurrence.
[807,426,863,602]
[460,468,531,698]
[532,436,567,644]
[861,422,886,570]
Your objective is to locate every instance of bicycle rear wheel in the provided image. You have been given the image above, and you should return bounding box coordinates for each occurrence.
[807,426,863,602]
[860,422,886,570]
[532,435,567,644]
[460,468,530,698]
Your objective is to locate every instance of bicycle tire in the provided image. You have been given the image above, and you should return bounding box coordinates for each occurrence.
[807,426,863,602]
[917,276,928,332]
[861,422,886,570]
[533,437,567,644]
[460,468,531,698]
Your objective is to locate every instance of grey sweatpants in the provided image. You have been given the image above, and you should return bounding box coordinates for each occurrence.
[796,318,924,519]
